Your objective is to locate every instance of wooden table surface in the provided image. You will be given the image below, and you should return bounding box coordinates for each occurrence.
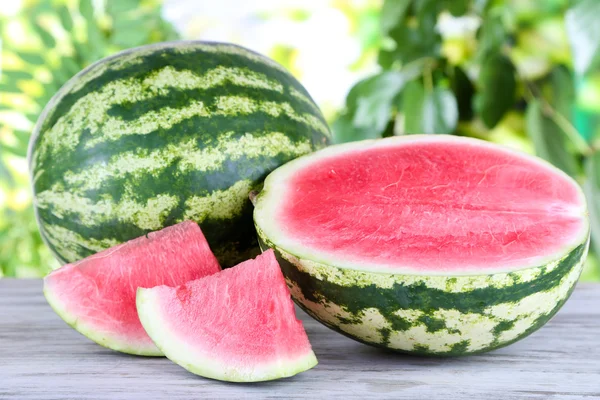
[1,280,599,400]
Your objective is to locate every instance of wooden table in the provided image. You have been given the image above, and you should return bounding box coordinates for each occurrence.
[1,280,599,399]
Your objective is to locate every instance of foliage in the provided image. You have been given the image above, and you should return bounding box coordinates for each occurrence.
[335,0,600,280]
[0,0,179,277]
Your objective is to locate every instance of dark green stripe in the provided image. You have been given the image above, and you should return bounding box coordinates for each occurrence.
[38,200,258,267]
[41,43,326,133]
[264,237,585,316]
[85,151,287,203]
[105,78,320,125]
[34,113,321,194]
[261,235,585,355]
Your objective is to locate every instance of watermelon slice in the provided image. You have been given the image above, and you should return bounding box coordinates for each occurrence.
[136,250,318,382]
[253,135,590,355]
[44,221,221,356]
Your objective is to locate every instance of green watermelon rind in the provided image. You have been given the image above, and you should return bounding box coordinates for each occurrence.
[256,228,588,356]
[43,278,163,356]
[253,135,591,356]
[136,287,319,382]
[29,40,331,268]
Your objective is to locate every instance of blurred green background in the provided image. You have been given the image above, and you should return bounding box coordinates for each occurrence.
[0,0,598,280]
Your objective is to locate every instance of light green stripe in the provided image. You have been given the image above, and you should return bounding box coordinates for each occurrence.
[287,251,584,353]
[34,66,287,162]
[83,94,327,149]
[288,86,323,116]
[257,224,560,293]
[214,96,329,135]
[43,224,120,263]
[64,132,312,192]
[188,42,291,74]
[183,179,254,222]
[37,178,258,230]
[36,191,179,230]
[84,100,211,148]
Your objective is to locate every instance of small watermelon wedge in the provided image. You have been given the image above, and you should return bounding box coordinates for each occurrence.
[136,249,318,382]
[44,221,221,356]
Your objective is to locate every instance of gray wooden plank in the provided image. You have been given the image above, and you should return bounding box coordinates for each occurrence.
[0,279,599,400]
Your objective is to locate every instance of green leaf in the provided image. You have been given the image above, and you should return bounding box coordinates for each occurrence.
[14,51,45,65]
[380,0,412,35]
[388,26,440,64]
[565,0,600,75]
[473,0,490,14]
[60,55,84,77]
[49,64,74,88]
[350,72,406,131]
[24,112,40,124]
[86,24,106,62]
[1,70,34,81]
[2,143,27,157]
[332,112,381,144]
[476,14,505,60]
[386,0,441,64]
[526,100,579,177]
[347,67,422,135]
[584,152,600,256]
[57,5,74,31]
[79,0,95,20]
[0,158,14,187]
[31,21,56,48]
[106,0,140,14]
[403,81,458,134]
[445,0,469,17]
[477,54,516,128]
[73,39,98,66]
[549,65,574,119]
[77,0,105,61]
[110,18,151,48]
[0,81,22,94]
[377,49,395,69]
[451,66,475,121]
[12,130,31,146]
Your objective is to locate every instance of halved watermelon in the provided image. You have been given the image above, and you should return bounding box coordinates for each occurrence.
[44,221,220,356]
[253,135,590,355]
[136,249,317,382]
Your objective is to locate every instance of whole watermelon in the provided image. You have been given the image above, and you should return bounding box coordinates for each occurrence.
[29,41,330,267]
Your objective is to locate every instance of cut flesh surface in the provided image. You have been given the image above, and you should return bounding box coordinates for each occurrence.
[255,135,589,274]
[44,221,221,355]
[136,250,318,382]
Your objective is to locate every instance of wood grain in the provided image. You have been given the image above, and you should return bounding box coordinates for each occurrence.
[1,280,599,399]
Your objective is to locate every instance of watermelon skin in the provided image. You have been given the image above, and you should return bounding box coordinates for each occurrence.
[136,250,317,382]
[258,231,587,356]
[253,135,590,355]
[29,41,330,268]
[43,221,221,356]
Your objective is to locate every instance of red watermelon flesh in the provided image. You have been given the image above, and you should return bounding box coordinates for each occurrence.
[136,249,318,382]
[262,135,588,274]
[44,221,221,356]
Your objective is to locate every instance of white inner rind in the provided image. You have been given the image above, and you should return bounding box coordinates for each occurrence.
[43,278,163,356]
[136,288,318,382]
[254,135,590,276]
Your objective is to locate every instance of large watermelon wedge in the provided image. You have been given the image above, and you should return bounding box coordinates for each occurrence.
[253,135,590,356]
[136,250,317,382]
[29,41,330,268]
[44,221,220,356]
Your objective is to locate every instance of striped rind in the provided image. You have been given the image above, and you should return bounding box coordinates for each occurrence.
[256,225,589,355]
[137,288,318,382]
[44,279,163,356]
[29,41,330,267]
[252,135,590,355]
